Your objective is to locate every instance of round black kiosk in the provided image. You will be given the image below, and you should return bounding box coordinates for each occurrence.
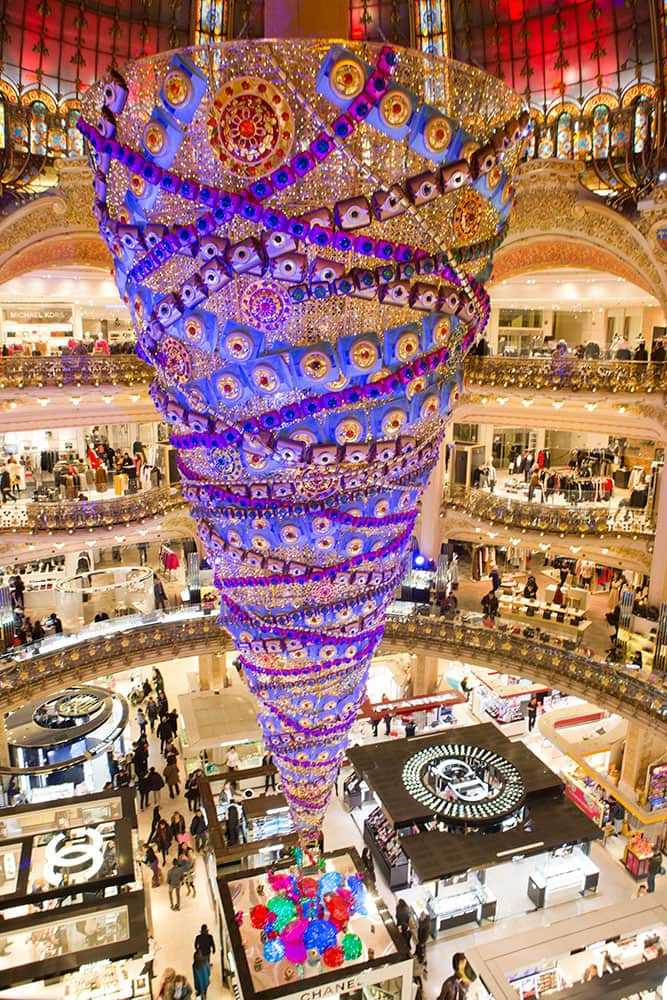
[402,742,527,833]
[6,685,129,795]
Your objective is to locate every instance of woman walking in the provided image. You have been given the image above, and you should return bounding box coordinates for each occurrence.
[193,948,211,1000]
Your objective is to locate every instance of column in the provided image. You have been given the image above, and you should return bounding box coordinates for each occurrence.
[417,443,445,560]
[619,720,667,796]
[411,655,440,696]
[0,715,9,769]
[264,0,347,36]
[198,653,226,692]
[648,462,667,606]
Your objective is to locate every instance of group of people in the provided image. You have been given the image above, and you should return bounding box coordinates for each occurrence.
[9,570,62,648]
[156,925,215,1000]
[0,454,22,502]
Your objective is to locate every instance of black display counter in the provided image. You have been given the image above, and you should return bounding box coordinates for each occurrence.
[364,807,411,890]
[347,724,602,885]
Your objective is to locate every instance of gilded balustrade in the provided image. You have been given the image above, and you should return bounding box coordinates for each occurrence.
[0,354,151,388]
[464,356,667,393]
[0,607,664,735]
[0,486,183,532]
[445,486,654,538]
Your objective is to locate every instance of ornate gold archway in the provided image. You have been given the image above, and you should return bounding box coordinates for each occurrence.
[498,160,667,311]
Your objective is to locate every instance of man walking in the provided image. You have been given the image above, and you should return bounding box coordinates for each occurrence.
[167,857,183,911]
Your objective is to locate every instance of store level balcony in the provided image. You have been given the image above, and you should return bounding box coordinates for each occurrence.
[463,356,667,395]
[0,354,151,389]
[444,487,655,540]
[0,486,184,534]
[1,606,665,738]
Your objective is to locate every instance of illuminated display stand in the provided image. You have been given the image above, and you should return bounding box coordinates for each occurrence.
[464,898,667,1000]
[0,789,152,998]
[216,849,413,1000]
[348,725,602,936]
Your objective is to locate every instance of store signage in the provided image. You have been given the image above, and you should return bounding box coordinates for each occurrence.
[5,308,72,324]
[43,826,106,886]
[402,743,525,823]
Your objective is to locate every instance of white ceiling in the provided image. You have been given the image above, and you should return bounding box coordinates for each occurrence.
[489,267,659,311]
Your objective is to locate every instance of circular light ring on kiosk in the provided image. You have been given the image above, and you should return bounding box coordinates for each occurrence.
[402,744,526,826]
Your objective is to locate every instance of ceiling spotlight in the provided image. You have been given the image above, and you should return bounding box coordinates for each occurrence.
[618,405,626,414]
[496,396,509,405]
[584,402,597,412]
[129,394,141,403]
[659,171,667,182]
[54,542,65,550]
[36,397,49,407]
[114,535,126,543]
[7,401,17,410]
[101,394,114,404]
[522,398,534,407]
[85,540,97,548]
[552,400,565,409]
[70,395,82,406]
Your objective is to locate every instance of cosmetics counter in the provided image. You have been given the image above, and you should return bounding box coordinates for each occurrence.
[0,789,153,998]
[526,847,599,908]
[469,667,550,734]
[464,900,667,1000]
[623,832,655,878]
[5,685,129,798]
[364,807,411,891]
[349,726,603,934]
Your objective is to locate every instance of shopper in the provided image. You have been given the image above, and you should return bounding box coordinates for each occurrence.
[155,818,173,865]
[152,666,165,695]
[438,953,475,1000]
[481,590,499,623]
[381,695,392,736]
[179,844,197,897]
[185,772,201,812]
[164,759,181,799]
[156,968,176,999]
[12,575,24,610]
[148,804,161,843]
[143,843,159,886]
[190,809,207,853]
[172,974,193,999]
[523,575,538,600]
[361,846,376,889]
[148,766,165,804]
[527,695,538,732]
[0,467,16,504]
[153,573,168,611]
[194,924,216,960]
[553,584,565,606]
[167,857,183,911]
[136,707,147,736]
[416,911,430,955]
[489,565,501,591]
[648,848,662,893]
[168,708,179,739]
[170,810,186,841]
[157,716,172,755]
[262,751,276,792]
[165,741,180,766]
[193,947,211,1000]
[226,745,240,770]
[146,696,158,734]
[651,340,666,362]
[137,771,152,810]
[395,898,410,938]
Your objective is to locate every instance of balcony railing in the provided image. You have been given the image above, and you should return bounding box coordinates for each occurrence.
[0,354,151,388]
[464,356,667,394]
[0,606,665,733]
[384,614,667,731]
[0,486,184,533]
[445,487,655,538]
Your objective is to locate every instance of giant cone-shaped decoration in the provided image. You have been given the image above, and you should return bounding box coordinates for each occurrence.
[80,41,525,841]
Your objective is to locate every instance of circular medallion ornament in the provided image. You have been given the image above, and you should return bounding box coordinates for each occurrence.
[330,58,366,100]
[379,88,413,129]
[453,189,485,243]
[241,279,292,333]
[402,744,526,827]
[208,77,295,178]
[159,337,191,383]
[163,69,192,108]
